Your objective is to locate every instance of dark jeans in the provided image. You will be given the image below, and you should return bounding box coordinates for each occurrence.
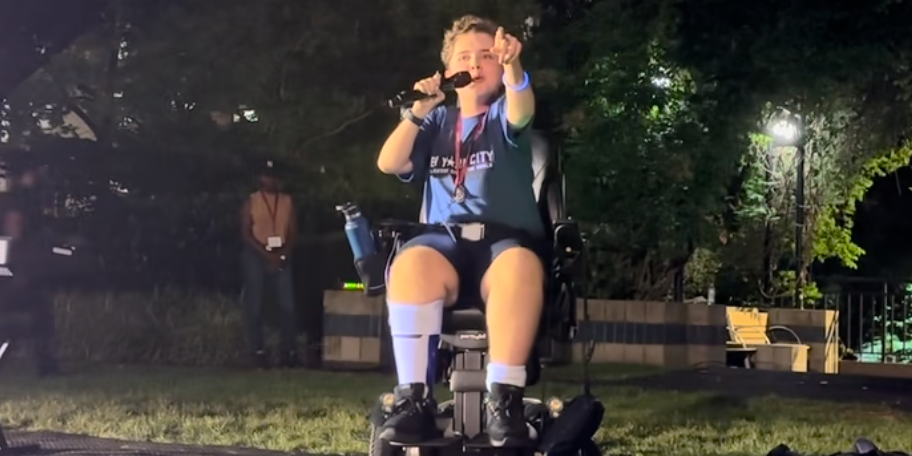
[241,246,296,353]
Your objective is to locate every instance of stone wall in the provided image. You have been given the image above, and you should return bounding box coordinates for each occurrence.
[321,291,727,370]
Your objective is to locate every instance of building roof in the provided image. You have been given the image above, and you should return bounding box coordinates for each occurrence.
[0,0,105,98]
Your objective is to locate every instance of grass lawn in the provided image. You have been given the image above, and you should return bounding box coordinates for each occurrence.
[1,363,911,456]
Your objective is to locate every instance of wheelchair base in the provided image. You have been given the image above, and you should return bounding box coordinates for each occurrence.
[373,393,604,456]
[388,434,538,450]
[387,437,599,456]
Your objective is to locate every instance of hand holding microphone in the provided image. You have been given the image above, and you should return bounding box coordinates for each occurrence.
[411,72,446,117]
[387,71,473,113]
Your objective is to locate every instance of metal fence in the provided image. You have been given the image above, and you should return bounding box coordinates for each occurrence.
[770,278,912,363]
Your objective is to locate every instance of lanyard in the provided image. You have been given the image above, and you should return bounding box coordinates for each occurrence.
[259,191,279,234]
[452,115,487,190]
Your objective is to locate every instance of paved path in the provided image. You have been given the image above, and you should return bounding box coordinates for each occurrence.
[4,431,313,456]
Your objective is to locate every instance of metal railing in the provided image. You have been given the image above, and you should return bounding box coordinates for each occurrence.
[770,286,912,363]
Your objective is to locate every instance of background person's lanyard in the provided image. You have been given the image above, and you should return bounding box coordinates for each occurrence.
[259,191,279,236]
[452,115,486,203]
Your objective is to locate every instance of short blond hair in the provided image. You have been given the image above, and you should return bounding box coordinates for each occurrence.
[440,15,500,65]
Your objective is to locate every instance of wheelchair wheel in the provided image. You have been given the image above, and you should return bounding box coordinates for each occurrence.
[524,402,550,438]
[369,425,441,456]
[548,439,602,456]
[369,425,402,456]
[578,439,602,456]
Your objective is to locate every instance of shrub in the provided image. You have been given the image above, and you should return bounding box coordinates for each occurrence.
[51,288,288,366]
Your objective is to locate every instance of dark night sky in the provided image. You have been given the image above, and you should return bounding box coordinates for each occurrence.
[851,167,912,281]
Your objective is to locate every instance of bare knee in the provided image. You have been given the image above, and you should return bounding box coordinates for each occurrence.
[482,247,545,304]
[387,246,459,304]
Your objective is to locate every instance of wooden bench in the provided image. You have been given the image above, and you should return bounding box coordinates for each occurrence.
[726,307,810,371]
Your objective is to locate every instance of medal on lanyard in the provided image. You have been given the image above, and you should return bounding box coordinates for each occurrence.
[453,185,466,203]
[452,115,484,203]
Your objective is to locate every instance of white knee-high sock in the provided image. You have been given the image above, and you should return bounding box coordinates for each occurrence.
[486,362,527,390]
[387,300,444,387]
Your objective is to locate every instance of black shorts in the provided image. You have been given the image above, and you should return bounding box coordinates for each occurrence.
[394,223,548,307]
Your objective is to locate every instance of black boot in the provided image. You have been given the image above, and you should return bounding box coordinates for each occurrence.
[36,354,60,377]
[250,350,270,370]
[35,341,60,377]
[485,383,530,447]
[279,350,301,369]
[378,383,441,443]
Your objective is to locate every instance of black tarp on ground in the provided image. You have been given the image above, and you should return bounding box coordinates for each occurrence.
[5,430,312,456]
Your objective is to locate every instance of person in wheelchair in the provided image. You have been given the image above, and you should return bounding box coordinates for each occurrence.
[375,15,542,447]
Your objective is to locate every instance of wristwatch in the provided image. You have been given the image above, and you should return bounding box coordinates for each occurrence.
[402,108,424,127]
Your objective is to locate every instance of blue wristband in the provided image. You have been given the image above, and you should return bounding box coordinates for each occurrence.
[502,71,530,92]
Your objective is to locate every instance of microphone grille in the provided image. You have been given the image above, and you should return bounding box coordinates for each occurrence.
[451,71,473,89]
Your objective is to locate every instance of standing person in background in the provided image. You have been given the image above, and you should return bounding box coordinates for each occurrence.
[239,159,300,369]
[0,157,59,376]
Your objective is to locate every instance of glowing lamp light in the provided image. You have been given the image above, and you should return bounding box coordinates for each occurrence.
[342,282,365,291]
[771,120,798,144]
[768,110,802,147]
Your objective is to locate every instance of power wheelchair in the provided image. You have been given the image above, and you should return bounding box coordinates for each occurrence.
[340,132,604,456]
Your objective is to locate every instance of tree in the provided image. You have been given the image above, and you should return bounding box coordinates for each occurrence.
[3,0,542,289]
[532,0,912,302]
[670,0,912,303]
[535,0,751,299]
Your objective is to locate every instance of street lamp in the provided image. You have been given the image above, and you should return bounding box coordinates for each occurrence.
[771,120,799,145]
[768,110,805,308]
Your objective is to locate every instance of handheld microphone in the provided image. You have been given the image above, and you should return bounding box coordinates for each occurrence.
[387,72,473,109]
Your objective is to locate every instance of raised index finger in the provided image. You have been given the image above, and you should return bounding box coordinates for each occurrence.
[495,26,505,43]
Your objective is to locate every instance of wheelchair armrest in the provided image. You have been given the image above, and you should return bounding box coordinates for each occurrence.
[375,219,429,242]
[346,219,433,297]
[552,219,585,278]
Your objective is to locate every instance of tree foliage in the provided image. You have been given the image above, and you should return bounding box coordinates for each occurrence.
[531,0,912,300]
[2,0,541,290]
[6,0,912,302]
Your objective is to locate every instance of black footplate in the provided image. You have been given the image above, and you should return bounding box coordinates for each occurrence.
[465,434,536,449]
[388,437,461,448]
[388,435,535,451]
